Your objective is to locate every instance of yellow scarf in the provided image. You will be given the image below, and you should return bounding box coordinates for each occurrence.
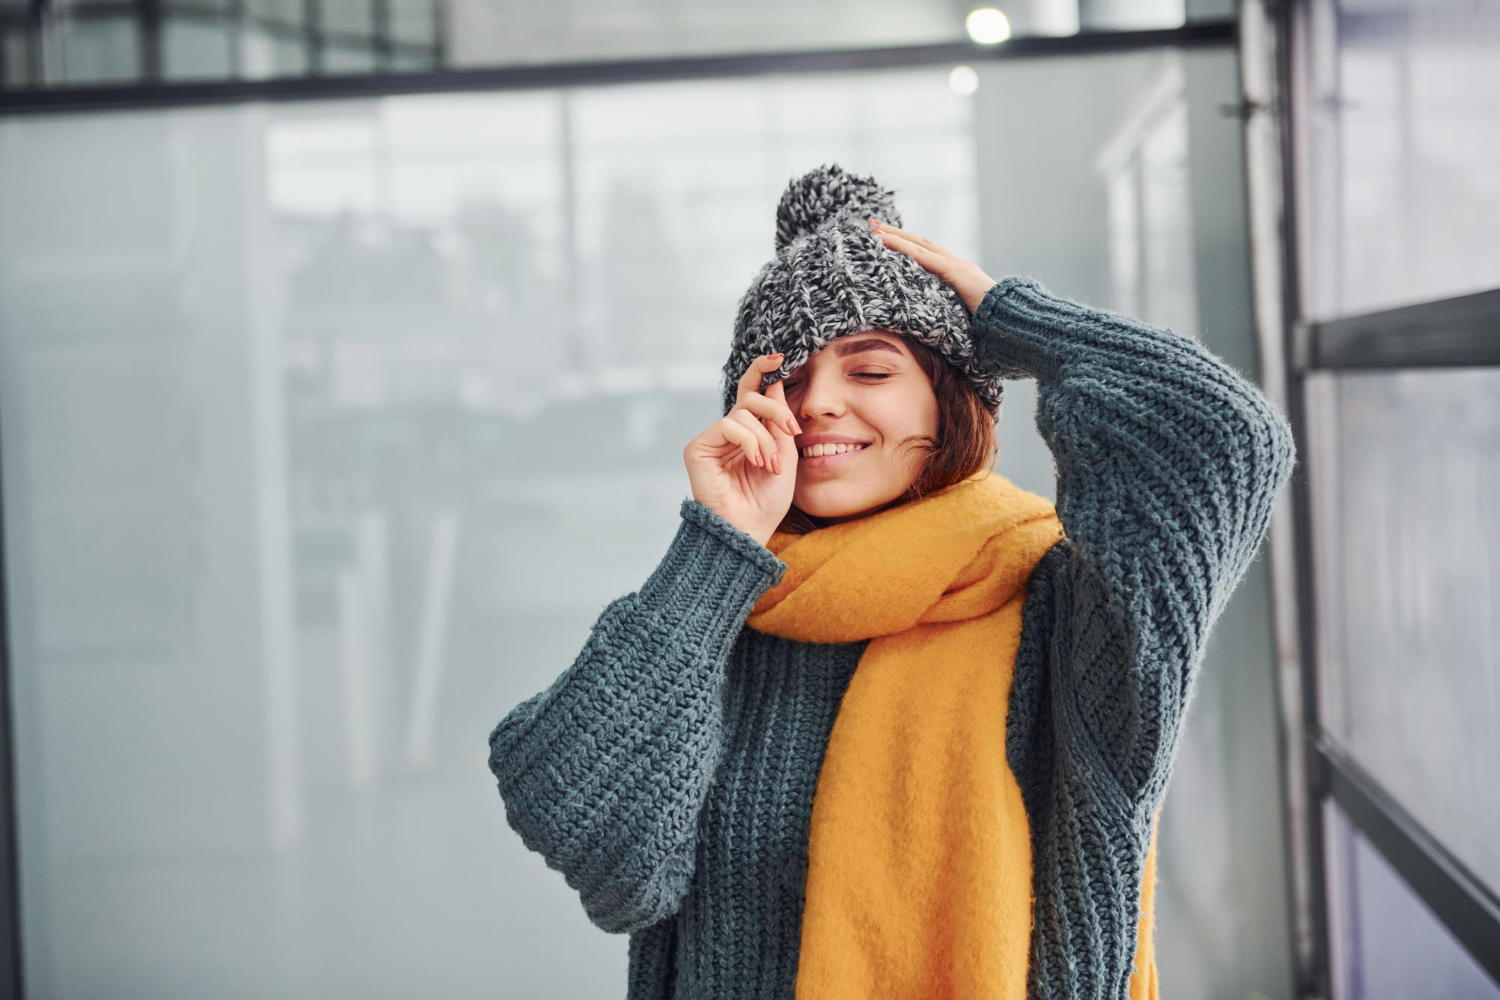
[746,468,1160,999]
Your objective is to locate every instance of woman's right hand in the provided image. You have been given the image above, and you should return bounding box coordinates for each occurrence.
[684,353,802,548]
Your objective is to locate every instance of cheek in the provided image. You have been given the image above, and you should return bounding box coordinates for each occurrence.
[868,390,935,443]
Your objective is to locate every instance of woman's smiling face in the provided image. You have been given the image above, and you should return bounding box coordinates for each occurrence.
[785,330,939,524]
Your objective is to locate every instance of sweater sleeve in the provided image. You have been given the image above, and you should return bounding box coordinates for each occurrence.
[973,276,1296,806]
[486,497,787,934]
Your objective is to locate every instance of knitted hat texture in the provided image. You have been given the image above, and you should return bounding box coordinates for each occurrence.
[718,162,1003,418]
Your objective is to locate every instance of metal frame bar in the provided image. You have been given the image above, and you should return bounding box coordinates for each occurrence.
[0,438,20,1000]
[0,0,417,49]
[1299,287,1500,371]
[1281,7,1338,991]
[305,0,322,75]
[138,0,162,81]
[1238,3,1333,998]
[0,19,1236,114]
[1319,741,1500,986]
[371,0,389,71]
[226,0,243,79]
[25,0,46,86]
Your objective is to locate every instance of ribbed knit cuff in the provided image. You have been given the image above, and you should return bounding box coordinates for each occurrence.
[970,276,1072,383]
[636,498,787,651]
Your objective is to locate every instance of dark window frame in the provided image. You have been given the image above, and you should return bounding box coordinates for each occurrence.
[1260,0,1500,996]
[0,11,1233,111]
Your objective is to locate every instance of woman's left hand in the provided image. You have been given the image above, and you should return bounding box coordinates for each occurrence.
[868,218,997,315]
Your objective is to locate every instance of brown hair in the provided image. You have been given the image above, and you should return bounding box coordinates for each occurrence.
[776,335,1000,536]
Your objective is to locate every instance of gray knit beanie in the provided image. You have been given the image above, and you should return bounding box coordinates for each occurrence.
[718,162,1003,419]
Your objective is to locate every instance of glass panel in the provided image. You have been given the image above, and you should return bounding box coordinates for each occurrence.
[323,42,377,72]
[321,0,373,36]
[0,48,1271,997]
[1324,800,1500,1000]
[164,16,235,81]
[1308,368,1500,895]
[247,0,304,25]
[1,28,28,87]
[55,14,140,84]
[1300,0,1500,319]
[1079,0,1185,31]
[241,24,312,79]
[388,47,436,73]
[388,0,436,46]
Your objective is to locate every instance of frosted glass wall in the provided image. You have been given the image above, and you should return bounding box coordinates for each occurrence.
[1300,0,1500,319]
[0,47,1286,998]
[1308,369,1500,898]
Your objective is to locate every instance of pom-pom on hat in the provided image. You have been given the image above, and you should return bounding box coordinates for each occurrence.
[719,162,1003,418]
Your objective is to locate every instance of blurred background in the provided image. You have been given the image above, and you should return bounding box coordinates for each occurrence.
[0,0,1496,997]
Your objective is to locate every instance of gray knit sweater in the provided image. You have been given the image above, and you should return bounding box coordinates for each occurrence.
[487,276,1297,999]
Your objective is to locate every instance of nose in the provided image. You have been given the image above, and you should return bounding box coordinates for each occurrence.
[795,367,847,422]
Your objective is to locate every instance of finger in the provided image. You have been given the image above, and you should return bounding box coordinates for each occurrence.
[877,229,951,277]
[729,407,777,470]
[736,352,785,403]
[873,223,957,260]
[765,378,802,437]
[739,381,801,436]
[761,382,795,475]
[869,220,959,260]
[717,415,764,468]
[759,394,791,475]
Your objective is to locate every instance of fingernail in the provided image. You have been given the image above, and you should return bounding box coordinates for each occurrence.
[784,418,796,434]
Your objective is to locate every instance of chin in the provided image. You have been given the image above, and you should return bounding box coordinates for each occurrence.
[794,481,903,521]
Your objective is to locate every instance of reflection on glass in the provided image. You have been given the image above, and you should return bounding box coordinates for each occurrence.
[1096,54,1198,338]
[1324,801,1500,1000]
[1309,368,1500,896]
[0,48,1257,997]
[1301,0,1500,319]
[164,16,235,81]
[0,68,971,998]
[56,14,140,84]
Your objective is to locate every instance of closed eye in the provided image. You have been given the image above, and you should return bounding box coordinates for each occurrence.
[784,373,891,390]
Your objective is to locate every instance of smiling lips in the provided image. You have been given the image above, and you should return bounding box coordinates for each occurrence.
[798,442,870,468]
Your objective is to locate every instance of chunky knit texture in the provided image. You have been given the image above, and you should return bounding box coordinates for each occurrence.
[488,276,1297,999]
[719,163,1002,419]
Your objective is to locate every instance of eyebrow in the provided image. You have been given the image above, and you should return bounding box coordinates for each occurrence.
[832,337,905,359]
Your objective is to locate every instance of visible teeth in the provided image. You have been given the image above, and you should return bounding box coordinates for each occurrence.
[801,442,868,458]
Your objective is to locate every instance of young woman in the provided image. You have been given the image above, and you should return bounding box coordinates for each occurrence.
[488,165,1296,1000]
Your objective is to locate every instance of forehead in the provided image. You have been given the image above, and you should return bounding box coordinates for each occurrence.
[825,331,908,359]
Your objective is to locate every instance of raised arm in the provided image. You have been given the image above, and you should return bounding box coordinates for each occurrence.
[487,498,786,934]
[974,275,1296,806]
